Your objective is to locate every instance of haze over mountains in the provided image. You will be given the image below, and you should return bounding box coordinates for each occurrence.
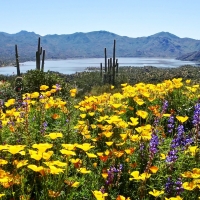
[1,30,200,65]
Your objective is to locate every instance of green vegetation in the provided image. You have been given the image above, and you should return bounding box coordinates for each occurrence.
[0,66,200,199]
[1,65,200,100]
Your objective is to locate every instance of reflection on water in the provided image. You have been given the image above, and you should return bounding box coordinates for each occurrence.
[0,57,198,75]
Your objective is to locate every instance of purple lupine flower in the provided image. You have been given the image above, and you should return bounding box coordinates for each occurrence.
[162,100,169,114]
[40,121,48,135]
[149,133,159,154]
[175,178,184,195]
[105,165,123,185]
[192,102,200,127]
[153,117,159,127]
[170,125,187,149]
[140,143,145,151]
[99,186,106,194]
[106,167,115,185]
[139,142,145,158]
[22,101,28,107]
[167,115,175,134]
[166,124,193,164]
[119,164,123,171]
[55,84,61,91]
[43,121,48,127]
[165,176,174,195]
[166,149,178,163]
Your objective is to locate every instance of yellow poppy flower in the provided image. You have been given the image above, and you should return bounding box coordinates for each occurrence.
[149,189,164,197]
[43,160,66,167]
[182,181,196,190]
[60,149,76,156]
[61,144,76,150]
[70,88,77,97]
[76,143,95,151]
[163,114,171,117]
[104,149,110,156]
[89,112,95,116]
[93,163,97,168]
[176,116,188,123]
[80,114,86,118]
[40,85,49,91]
[165,196,183,200]
[136,110,148,119]
[30,92,39,98]
[0,159,8,165]
[186,79,191,84]
[30,153,42,161]
[48,190,61,198]
[92,190,108,200]
[14,160,28,168]
[125,148,135,155]
[51,113,60,119]
[160,153,166,160]
[102,131,113,138]
[112,104,122,109]
[49,165,65,174]
[130,171,151,181]
[86,152,97,158]
[71,182,80,187]
[32,143,53,152]
[121,83,128,87]
[28,165,44,172]
[4,99,15,107]
[105,142,114,146]
[149,166,159,174]
[6,145,26,155]
[45,132,63,140]
[111,85,114,89]
[128,117,139,126]
[69,158,82,164]
[42,151,53,160]
[77,168,91,174]
[134,96,145,105]
[102,173,108,179]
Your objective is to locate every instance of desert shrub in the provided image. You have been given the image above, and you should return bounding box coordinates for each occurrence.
[22,70,73,100]
[0,80,16,101]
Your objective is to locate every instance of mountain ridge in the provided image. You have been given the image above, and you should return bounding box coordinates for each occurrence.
[0,30,200,66]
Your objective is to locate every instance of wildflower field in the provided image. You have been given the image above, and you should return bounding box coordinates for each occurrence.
[1,76,200,199]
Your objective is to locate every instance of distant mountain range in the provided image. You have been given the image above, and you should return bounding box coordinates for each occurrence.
[1,30,200,66]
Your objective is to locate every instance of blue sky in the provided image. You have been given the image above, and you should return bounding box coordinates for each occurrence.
[1,0,200,39]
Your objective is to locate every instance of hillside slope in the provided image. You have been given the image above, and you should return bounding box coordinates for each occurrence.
[1,30,200,65]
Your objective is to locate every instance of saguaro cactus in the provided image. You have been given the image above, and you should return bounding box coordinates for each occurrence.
[104,48,107,73]
[101,40,118,85]
[36,37,42,70]
[41,50,45,72]
[15,45,20,76]
[100,63,103,77]
[36,37,46,71]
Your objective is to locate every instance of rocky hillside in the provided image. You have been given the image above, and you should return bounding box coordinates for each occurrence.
[176,51,200,62]
[1,30,200,65]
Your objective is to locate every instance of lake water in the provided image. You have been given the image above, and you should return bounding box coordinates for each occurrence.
[0,57,199,76]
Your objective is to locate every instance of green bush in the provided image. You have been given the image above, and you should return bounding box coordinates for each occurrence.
[0,80,16,101]
[22,70,72,100]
